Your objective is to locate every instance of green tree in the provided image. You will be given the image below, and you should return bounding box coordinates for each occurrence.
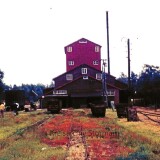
[117,72,128,84]
[0,70,5,100]
[137,64,160,105]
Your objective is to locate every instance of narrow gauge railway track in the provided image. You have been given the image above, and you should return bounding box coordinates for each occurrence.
[137,110,160,124]
[11,114,54,137]
[64,121,88,160]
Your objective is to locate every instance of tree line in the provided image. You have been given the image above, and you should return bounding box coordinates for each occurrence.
[1,64,160,106]
[0,70,47,103]
[118,64,160,106]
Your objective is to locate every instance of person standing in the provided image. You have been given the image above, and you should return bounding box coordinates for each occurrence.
[111,101,115,112]
[0,102,5,118]
[12,102,19,116]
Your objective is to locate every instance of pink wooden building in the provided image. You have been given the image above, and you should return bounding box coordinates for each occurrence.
[43,38,128,108]
[65,38,101,72]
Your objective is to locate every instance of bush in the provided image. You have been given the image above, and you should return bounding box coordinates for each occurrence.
[115,146,150,160]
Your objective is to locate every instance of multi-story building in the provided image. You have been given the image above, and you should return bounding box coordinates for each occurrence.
[65,38,101,71]
[43,38,128,108]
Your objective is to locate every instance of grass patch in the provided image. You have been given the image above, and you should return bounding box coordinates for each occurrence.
[0,108,160,159]
[0,138,66,160]
[106,109,160,160]
[0,115,66,160]
[0,110,51,139]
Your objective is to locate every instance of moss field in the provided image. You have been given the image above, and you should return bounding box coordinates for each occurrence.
[0,108,159,160]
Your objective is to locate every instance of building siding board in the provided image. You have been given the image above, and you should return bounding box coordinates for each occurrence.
[53,64,123,91]
[60,77,102,95]
[114,89,119,104]
[54,64,102,88]
[65,38,101,71]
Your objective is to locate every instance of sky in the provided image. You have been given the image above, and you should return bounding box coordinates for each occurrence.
[0,0,160,86]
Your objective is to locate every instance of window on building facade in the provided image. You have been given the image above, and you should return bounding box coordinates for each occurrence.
[68,61,74,66]
[79,40,87,43]
[83,76,88,80]
[93,60,99,65]
[67,46,72,52]
[53,90,67,94]
[66,74,73,80]
[107,90,115,96]
[95,46,99,52]
[81,68,87,74]
[96,73,102,80]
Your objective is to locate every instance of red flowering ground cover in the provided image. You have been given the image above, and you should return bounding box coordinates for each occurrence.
[38,109,134,160]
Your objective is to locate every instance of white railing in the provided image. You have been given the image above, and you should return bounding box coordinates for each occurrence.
[53,90,114,96]
[107,90,115,96]
[53,90,67,95]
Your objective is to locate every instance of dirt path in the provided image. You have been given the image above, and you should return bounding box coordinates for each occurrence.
[41,108,155,159]
[65,120,87,160]
[61,109,131,160]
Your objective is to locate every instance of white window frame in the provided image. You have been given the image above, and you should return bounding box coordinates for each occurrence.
[53,90,67,95]
[96,73,102,80]
[93,60,99,65]
[107,90,115,96]
[68,61,74,66]
[95,46,99,52]
[66,74,73,80]
[67,46,72,52]
[79,40,87,43]
[83,76,88,80]
[81,68,87,74]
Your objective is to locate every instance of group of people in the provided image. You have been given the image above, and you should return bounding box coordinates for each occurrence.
[0,102,20,118]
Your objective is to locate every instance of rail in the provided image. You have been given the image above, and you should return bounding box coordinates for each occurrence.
[137,110,160,124]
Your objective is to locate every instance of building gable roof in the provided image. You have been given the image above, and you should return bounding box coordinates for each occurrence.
[64,38,102,49]
[114,79,128,90]
[53,63,115,81]
[56,75,101,90]
[56,75,126,90]
[52,64,127,90]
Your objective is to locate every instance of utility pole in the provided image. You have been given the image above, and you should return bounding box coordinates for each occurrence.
[127,39,131,104]
[102,59,108,106]
[106,11,110,75]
